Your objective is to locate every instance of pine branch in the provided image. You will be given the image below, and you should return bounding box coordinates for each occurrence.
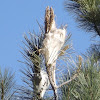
[57,56,82,89]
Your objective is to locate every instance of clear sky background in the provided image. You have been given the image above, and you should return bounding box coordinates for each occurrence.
[0,0,92,84]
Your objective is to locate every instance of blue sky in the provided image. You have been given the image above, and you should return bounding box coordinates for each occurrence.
[0,0,91,84]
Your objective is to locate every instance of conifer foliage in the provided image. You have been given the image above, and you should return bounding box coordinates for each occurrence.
[65,0,100,37]
[0,68,15,100]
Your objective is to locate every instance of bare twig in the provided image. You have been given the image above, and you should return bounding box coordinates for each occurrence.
[57,72,78,89]
[57,56,82,89]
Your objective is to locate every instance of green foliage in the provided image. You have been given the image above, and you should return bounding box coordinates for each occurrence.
[18,19,74,99]
[59,73,76,100]
[60,56,100,100]
[87,44,100,60]
[65,0,100,36]
[0,68,15,100]
[18,31,45,100]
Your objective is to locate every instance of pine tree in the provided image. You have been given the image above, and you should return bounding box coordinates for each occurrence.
[0,68,15,100]
[18,6,79,100]
[65,0,100,37]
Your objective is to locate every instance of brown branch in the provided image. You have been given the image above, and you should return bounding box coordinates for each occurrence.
[46,65,58,100]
